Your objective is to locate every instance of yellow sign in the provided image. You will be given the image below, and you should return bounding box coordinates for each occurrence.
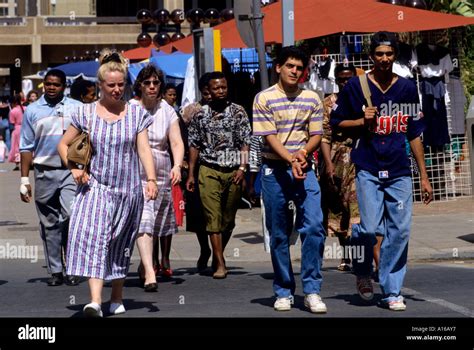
[213,30,222,72]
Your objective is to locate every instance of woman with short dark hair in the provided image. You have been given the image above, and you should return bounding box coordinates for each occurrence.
[132,65,184,291]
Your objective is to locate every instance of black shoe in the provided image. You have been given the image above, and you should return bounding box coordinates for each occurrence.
[47,273,64,286]
[144,282,158,292]
[65,275,80,286]
[196,250,211,272]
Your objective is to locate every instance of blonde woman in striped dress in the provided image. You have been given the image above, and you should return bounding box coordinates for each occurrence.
[131,65,184,292]
[58,50,158,317]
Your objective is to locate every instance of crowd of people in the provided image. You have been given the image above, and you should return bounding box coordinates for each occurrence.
[13,31,434,317]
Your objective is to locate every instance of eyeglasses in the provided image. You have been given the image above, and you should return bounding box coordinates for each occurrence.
[44,82,62,87]
[142,80,161,86]
[374,51,394,58]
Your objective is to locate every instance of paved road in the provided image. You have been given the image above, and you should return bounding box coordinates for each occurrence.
[1,163,474,345]
[0,258,473,318]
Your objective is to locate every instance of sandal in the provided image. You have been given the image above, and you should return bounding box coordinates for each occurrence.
[337,262,351,272]
[161,267,173,278]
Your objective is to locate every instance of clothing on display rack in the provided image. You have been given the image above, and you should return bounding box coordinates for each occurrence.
[393,42,416,79]
[308,58,338,95]
[413,43,454,148]
[413,43,453,78]
[446,75,467,135]
[419,77,450,147]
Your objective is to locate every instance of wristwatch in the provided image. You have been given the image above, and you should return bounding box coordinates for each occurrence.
[238,165,247,173]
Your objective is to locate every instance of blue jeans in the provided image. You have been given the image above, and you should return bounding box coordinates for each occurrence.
[261,162,326,298]
[351,169,412,303]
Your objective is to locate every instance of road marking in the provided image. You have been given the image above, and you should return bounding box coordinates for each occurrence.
[402,286,474,318]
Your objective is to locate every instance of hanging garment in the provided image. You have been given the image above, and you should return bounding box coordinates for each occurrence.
[413,44,454,78]
[446,76,467,135]
[420,77,450,147]
[308,59,337,94]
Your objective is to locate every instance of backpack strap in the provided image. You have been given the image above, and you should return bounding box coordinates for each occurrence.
[359,74,373,108]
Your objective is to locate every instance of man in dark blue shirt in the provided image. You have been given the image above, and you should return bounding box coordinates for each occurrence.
[331,32,433,311]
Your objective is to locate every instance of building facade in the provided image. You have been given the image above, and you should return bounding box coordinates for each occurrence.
[0,0,234,96]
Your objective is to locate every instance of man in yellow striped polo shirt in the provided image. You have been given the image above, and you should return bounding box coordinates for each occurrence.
[253,46,327,313]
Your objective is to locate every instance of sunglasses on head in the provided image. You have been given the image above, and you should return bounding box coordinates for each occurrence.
[142,80,161,86]
[44,82,62,87]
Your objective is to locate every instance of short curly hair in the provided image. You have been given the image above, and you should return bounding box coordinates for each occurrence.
[133,65,165,98]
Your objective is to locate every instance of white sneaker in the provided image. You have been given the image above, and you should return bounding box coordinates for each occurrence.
[83,302,103,318]
[388,297,406,311]
[274,296,293,311]
[109,302,126,315]
[304,294,327,313]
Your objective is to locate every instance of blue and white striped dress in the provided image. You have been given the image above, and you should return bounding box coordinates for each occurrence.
[66,102,152,280]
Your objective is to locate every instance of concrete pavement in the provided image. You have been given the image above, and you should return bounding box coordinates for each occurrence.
[1,162,473,266]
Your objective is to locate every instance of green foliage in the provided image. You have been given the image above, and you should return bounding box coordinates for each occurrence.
[427,0,474,16]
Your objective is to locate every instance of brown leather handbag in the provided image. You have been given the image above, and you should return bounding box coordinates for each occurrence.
[67,106,92,167]
[67,131,91,167]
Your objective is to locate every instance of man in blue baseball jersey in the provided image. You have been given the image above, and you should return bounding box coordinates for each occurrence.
[331,32,433,311]
[20,69,82,286]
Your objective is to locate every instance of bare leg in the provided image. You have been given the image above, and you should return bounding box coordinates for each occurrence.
[88,278,104,305]
[110,278,124,304]
[136,233,156,285]
[373,236,383,271]
[373,235,383,281]
[209,232,226,278]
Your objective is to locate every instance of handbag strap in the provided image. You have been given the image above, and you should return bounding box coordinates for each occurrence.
[359,74,373,108]
[82,103,93,133]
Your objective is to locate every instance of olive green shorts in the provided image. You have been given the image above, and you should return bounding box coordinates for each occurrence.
[198,165,242,233]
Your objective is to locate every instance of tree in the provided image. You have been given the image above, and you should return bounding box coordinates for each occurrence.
[426,0,474,17]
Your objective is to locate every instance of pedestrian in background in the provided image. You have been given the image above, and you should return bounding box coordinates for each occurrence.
[19,69,82,286]
[70,78,97,104]
[181,73,213,272]
[24,90,40,107]
[8,94,24,171]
